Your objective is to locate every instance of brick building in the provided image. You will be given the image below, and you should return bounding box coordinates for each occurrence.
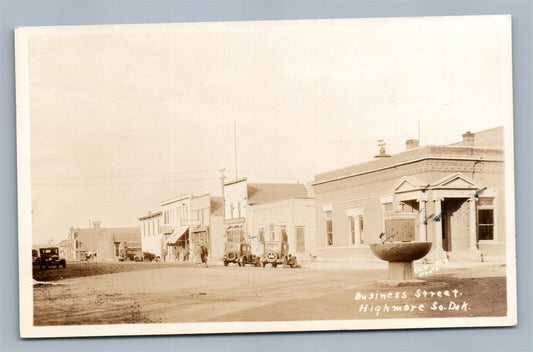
[310,127,507,264]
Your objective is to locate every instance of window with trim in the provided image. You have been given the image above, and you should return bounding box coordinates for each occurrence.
[325,210,333,246]
[478,198,495,241]
[258,227,265,243]
[348,216,364,245]
[296,226,305,252]
[280,225,288,243]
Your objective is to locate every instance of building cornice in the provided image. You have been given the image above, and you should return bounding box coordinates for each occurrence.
[159,194,192,206]
[224,177,248,186]
[311,155,503,186]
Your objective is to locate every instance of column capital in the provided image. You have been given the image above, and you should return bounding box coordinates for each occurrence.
[433,197,444,203]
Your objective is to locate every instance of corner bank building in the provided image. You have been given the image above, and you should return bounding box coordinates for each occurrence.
[310,127,506,264]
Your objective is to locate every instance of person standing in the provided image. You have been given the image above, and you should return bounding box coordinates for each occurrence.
[200,244,209,268]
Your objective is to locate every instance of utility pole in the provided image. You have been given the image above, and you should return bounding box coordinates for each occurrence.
[234,117,238,180]
[418,120,420,143]
[219,168,226,224]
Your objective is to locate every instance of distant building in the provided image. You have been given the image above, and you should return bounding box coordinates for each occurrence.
[310,126,506,264]
[223,178,315,259]
[139,193,224,262]
[66,221,141,261]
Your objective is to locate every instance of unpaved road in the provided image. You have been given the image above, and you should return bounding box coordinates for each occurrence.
[33,263,507,325]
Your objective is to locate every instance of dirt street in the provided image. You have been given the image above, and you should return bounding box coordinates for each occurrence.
[33,263,507,325]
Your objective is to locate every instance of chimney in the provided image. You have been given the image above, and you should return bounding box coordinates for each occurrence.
[374,139,391,158]
[405,139,420,150]
[92,221,101,229]
[462,131,475,146]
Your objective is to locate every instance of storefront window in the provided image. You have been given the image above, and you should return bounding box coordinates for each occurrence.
[325,210,333,246]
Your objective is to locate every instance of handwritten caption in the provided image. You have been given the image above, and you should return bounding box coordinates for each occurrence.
[354,289,469,317]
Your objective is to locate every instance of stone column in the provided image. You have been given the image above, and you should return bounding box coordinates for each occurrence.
[433,198,444,252]
[467,198,481,261]
[418,199,427,242]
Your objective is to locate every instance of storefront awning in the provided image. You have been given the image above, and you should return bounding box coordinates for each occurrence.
[165,226,189,244]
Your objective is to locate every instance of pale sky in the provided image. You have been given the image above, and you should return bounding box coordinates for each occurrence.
[23,16,511,244]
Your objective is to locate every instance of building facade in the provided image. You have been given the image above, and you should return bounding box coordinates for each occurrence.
[66,221,141,261]
[310,127,506,264]
[139,193,224,262]
[223,178,315,259]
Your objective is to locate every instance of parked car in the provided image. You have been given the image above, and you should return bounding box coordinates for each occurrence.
[260,241,297,268]
[32,249,40,266]
[142,251,161,262]
[38,247,67,269]
[223,242,261,267]
[119,248,143,262]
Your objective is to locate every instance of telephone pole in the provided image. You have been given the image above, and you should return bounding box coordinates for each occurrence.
[234,117,238,180]
[219,168,226,223]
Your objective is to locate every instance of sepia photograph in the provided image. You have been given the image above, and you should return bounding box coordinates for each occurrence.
[15,15,516,338]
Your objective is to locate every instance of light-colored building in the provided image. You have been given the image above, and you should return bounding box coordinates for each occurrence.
[223,178,315,259]
[66,221,141,261]
[139,194,224,262]
[138,211,163,258]
[310,127,506,264]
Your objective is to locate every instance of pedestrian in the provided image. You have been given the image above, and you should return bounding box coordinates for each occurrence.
[200,245,209,268]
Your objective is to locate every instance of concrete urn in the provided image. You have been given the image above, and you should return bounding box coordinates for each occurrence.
[370,241,432,282]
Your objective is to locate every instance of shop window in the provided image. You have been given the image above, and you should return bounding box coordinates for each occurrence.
[280,225,288,243]
[325,210,333,246]
[258,227,265,243]
[478,208,494,240]
[296,227,305,252]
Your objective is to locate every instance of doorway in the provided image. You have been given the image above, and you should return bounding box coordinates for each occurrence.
[441,198,469,253]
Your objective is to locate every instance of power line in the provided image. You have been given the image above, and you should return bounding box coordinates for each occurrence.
[32,168,220,180]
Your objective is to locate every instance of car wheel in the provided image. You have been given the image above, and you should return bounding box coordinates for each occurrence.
[272,263,277,268]
[155,256,160,263]
[224,261,228,267]
[62,261,67,269]
[242,256,247,266]
[56,264,59,269]
[262,261,266,268]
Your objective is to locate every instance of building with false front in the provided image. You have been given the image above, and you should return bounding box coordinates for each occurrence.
[223,178,315,260]
[310,126,506,264]
[66,221,141,261]
[139,193,224,262]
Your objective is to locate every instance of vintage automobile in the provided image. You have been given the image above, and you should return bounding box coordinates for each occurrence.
[38,247,67,269]
[223,242,261,267]
[142,251,161,262]
[32,249,40,266]
[260,241,297,268]
[119,248,143,262]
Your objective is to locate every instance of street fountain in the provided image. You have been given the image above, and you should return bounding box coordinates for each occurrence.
[370,241,432,283]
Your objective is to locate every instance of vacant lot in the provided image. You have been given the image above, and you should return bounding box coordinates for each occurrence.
[33,261,191,281]
[33,263,507,325]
